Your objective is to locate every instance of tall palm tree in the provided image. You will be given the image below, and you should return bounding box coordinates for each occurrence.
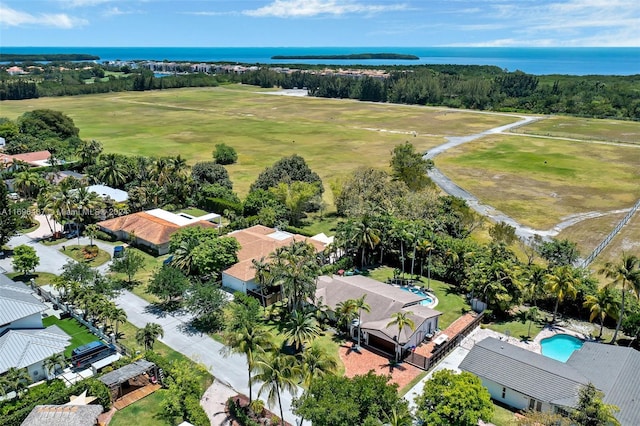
[254,352,301,426]
[417,238,434,291]
[43,352,66,379]
[270,241,320,313]
[108,307,128,339]
[170,238,200,275]
[299,345,338,388]
[335,299,358,332]
[526,307,540,339]
[352,216,381,268]
[382,405,413,426]
[77,139,103,167]
[283,310,321,353]
[583,287,619,340]
[387,311,415,361]
[85,224,99,247]
[136,322,164,350]
[545,265,579,324]
[97,153,128,188]
[14,170,44,199]
[252,257,273,306]
[353,295,371,350]
[221,325,273,404]
[599,253,640,344]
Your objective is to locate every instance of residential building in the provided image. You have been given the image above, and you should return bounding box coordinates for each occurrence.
[21,403,103,426]
[97,208,219,255]
[85,184,128,203]
[460,337,640,425]
[315,275,441,359]
[221,225,328,296]
[0,275,71,381]
[0,150,52,170]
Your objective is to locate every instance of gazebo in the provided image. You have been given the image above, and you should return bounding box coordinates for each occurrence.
[98,360,160,409]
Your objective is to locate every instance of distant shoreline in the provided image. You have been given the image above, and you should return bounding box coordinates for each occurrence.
[271,53,419,60]
[0,53,99,62]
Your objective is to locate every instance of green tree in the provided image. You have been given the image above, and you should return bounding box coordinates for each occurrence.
[539,238,580,267]
[599,253,640,344]
[221,325,273,404]
[583,287,619,339]
[270,241,321,313]
[293,371,408,426]
[254,352,301,426]
[185,280,228,331]
[85,223,98,247]
[335,298,358,331]
[147,265,190,303]
[545,265,580,323]
[390,141,433,191]
[270,181,320,226]
[190,236,240,278]
[136,322,164,350]
[0,182,19,246]
[191,161,232,188]
[526,306,540,338]
[213,143,238,165]
[109,248,145,286]
[387,311,415,360]
[77,139,103,167]
[14,170,45,199]
[571,383,620,426]
[96,153,129,188]
[489,221,517,246]
[299,345,339,388]
[2,367,32,397]
[43,352,66,379]
[415,369,493,426]
[160,359,209,424]
[12,244,40,276]
[250,154,323,195]
[283,309,322,353]
[353,295,371,350]
[18,109,79,140]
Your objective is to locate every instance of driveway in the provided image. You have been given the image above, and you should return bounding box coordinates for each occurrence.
[116,290,307,425]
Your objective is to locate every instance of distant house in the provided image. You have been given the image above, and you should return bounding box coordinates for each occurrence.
[85,185,128,203]
[221,225,329,296]
[460,337,640,425]
[97,208,220,255]
[315,275,441,359]
[0,150,52,171]
[0,275,71,381]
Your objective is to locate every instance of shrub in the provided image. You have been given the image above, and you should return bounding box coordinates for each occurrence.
[213,143,238,165]
[185,395,210,426]
[95,230,117,242]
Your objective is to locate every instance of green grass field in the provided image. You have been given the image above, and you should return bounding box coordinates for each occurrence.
[0,85,515,197]
[513,116,640,145]
[437,134,640,229]
[61,244,111,267]
[42,316,98,357]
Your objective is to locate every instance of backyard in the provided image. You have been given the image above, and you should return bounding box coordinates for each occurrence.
[42,316,98,358]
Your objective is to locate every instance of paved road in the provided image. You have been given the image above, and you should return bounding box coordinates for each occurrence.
[116,290,306,426]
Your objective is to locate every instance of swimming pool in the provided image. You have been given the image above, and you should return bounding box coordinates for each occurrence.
[541,334,584,362]
[400,287,433,306]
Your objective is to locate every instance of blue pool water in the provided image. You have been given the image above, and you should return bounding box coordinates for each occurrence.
[541,334,584,362]
[400,287,433,306]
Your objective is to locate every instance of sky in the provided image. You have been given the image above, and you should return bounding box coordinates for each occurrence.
[0,0,639,47]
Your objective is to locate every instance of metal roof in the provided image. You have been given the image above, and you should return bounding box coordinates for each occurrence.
[0,325,71,374]
[98,359,155,387]
[0,277,46,328]
[21,404,103,426]
[459,337,587,406]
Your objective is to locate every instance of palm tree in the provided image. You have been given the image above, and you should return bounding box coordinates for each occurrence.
[170,238,200,275]
[221,325,273,404]
[14,170,44,199]
[283,309,321,353]
[417,238,434,291]
[545,265,579,324]
[97,153,128,188]
[299,345,338,388]
[521,264,547,306]
[353,295,371,350]
[382,405,413,426]
[526,307,540,339]
[136,322,164,350]
[583,287,619,340]
[270,241,320,313]
[599,253,640,344]
[254,352,301,426]
[85,224,99,247]
[252,257,273,306]
[387,311,415,361]
[77,139,103,167]
[43,352,66,379]
[352,216,381,268]
[335,299,358,332]
[4,367,31,397]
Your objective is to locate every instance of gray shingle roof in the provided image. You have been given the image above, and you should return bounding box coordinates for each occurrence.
[0,325,71,374]
[568,343,640,426]
[459,337,587,406]
[21,404,103,426]
[0,277,46,327]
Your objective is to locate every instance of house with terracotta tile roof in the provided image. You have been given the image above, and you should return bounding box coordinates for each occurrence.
[222,225,329,296]
[97,209,219,255]
[0,150,52,170]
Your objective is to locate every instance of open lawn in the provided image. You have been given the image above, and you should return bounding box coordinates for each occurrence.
[0,85,516,198]
[437,134,640,229]
[174,207,210,217]
[108,247,167,304]
[7,271,58,286]
[512,115,640,145]
[366,265,470,329]
[109,389,171,426]
[491,403,518,426]
[42,316,98,357]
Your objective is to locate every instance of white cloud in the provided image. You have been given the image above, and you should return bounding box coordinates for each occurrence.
[0,5,88,28]
[243,0,407,18]
[65,0,113,7]
[103,6,142,17]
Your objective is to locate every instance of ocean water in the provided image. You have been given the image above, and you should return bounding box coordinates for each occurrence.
[1,46,638,76]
